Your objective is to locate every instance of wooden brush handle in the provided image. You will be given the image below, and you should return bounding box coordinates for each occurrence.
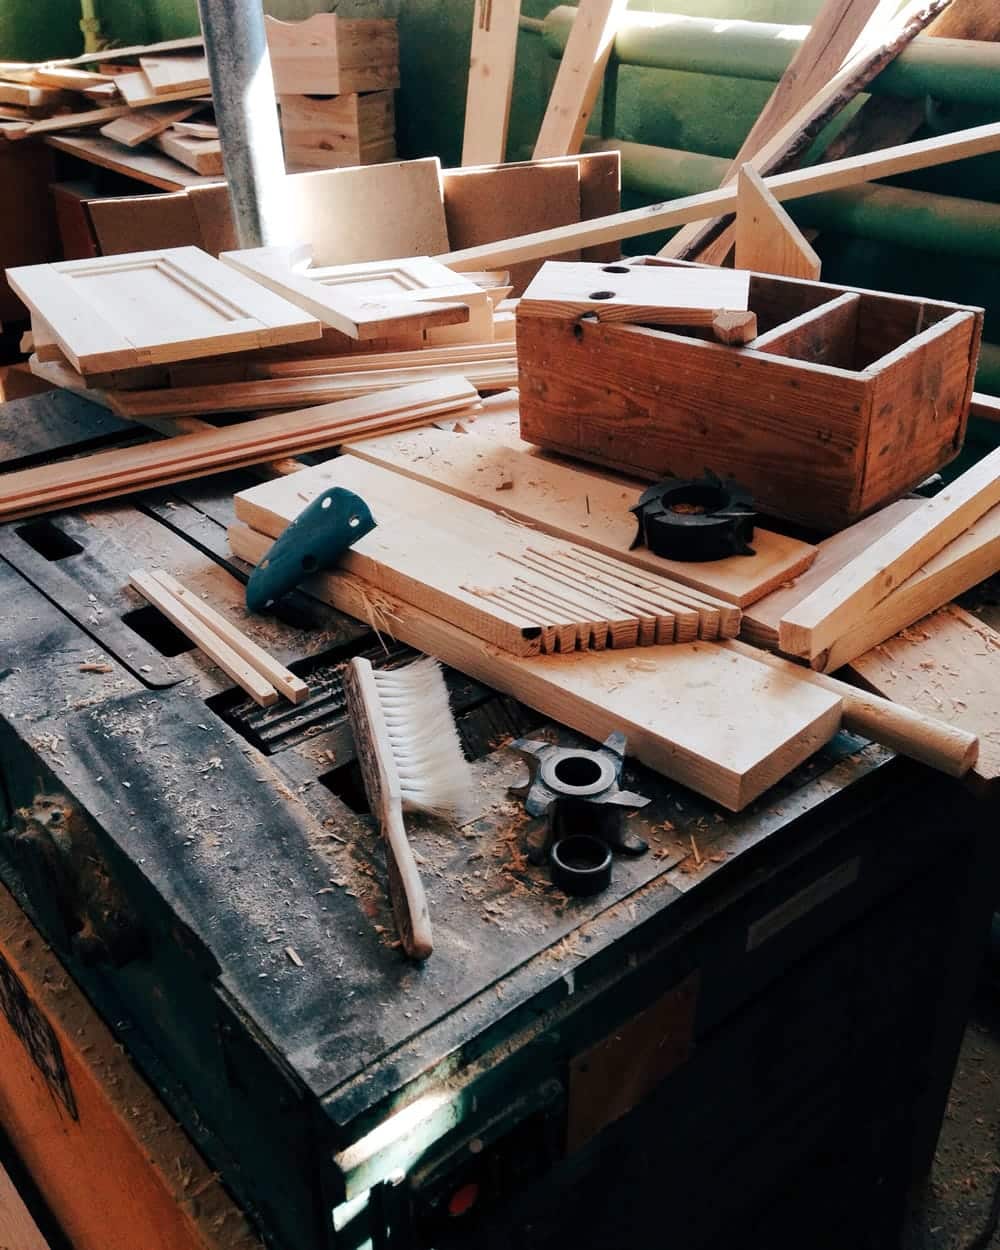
[723,640,978,778]
[381,799,433,961]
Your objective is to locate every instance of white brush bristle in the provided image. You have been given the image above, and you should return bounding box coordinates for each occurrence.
[372,658,472,819]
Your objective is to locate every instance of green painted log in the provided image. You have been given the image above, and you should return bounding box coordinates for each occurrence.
[543,7,1000,107]
[582,137,1000,260]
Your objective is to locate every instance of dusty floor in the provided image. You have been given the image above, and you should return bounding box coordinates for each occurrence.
[904,968,1000,1250]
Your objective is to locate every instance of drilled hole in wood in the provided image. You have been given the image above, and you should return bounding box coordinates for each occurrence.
[588,290,616,300]
[602,265,630,274]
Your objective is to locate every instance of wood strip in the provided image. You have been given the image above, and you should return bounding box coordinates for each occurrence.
[105,360,518,418]
[0,378,480,521]
[45,36,204,69]
[435,121,1000,271]
[462,0,522,165]
[229,522,842,812]
[172,120,218,139]
[116,69,209,108]
[723,639,978,778]
[149,570,309,703]
[130,569,278,705]
[33,65,114,89]
[821,503,1000,672]
[533,0,630,159]
[661,0,947,262]
[970,392,1000,425]
[734,165,821,280]
[43,134,220,191]
[234,457,733,656]
[779,448,1000,660]
[344,408,817,607]
[99,102,199,147]
[258,340,514,379]
[24,104,131,135]
[847,604,1000,790]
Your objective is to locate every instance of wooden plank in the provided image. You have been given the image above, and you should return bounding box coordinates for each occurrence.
[234,457,739,655]
[45,36,204,69]
[970,391,1000,425]
[462,0,522,166]
[435,121,1000,271]
[848,604,1000,791]
[230,522,841,811]
[0,1159,50,1250]
[0,881,263,1250]
[219,247,483,342]
[44,134,220,190]
[662,0,947,262]
[345,407,817,607]
[533,0,630,159]
[105,360,518,418]
[821,503,1000,672]
[0,79,72,109]
[116,70,208,108]
[735,165,821,280]
[139,53,209,95]
[32,65,114,89]
[520,260,750,326]
[130,568,279,705]
[778,448,1000,660]
[741,499,924,648]
[172,120,218,139]
[152,128,222,176]
[100,101,199,147]
[24,104,131,136]
[0,377,481,520]
[748,292,859,367]
[87,191,201,254]
[7,246,321,375]
[149,570,309,703]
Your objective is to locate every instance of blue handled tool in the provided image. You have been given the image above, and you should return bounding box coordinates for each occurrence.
[246,486,376,613]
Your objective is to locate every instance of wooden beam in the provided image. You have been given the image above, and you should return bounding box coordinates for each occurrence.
[533,0,629,159]
[435,121,1000,270]
[778,447,1000,660]
[229,521,843,812]
[734,165,822,280]
[660,0,949,262]
[130,568,278,706]
[461,0,522,165]
[722,639,978,778]
[0,378,481,521]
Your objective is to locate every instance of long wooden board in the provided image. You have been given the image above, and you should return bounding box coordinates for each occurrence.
[435,121,1000,270]
[848,604,1000,791]
[779,447,1000,660]
[7,246,321,375]
[345,408,816,607]
[234,457,739,655]
[116,69,208,108]
[533,0,630,159]
[99,101,199,147]
[139,53,209,95]
[0,378,480,522]
[661,0,946,262]
[462,0,521,165]
[230,522,841,811]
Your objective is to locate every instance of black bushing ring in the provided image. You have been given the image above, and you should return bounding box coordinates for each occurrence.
[549,835,613,897]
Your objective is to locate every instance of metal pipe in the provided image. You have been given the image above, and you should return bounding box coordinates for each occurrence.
[582,137,1000,260]
[196,0,288,248]
[543,7,1000,106]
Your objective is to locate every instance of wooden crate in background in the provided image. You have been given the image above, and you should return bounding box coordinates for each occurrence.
[279,90,396,172]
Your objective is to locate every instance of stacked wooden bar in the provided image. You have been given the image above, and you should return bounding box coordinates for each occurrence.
[265,14,400,172]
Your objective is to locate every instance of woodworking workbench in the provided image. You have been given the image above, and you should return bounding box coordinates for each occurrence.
[0,387,995,1250]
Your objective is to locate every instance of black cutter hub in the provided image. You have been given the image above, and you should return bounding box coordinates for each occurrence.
[630,474,756,562]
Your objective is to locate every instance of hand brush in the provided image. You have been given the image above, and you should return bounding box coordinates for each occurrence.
[343,655,471,960]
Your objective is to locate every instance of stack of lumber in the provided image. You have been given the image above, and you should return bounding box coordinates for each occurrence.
[0,38,220,179]
[265,14,399,172]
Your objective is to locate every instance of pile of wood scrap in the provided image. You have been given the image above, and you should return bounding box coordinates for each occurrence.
[0,38,220,178]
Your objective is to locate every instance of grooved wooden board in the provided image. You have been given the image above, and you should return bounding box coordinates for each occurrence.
[230,522,842,811]
[234,456,739,655]
[7,246,321,374]
[345,408,817,607]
